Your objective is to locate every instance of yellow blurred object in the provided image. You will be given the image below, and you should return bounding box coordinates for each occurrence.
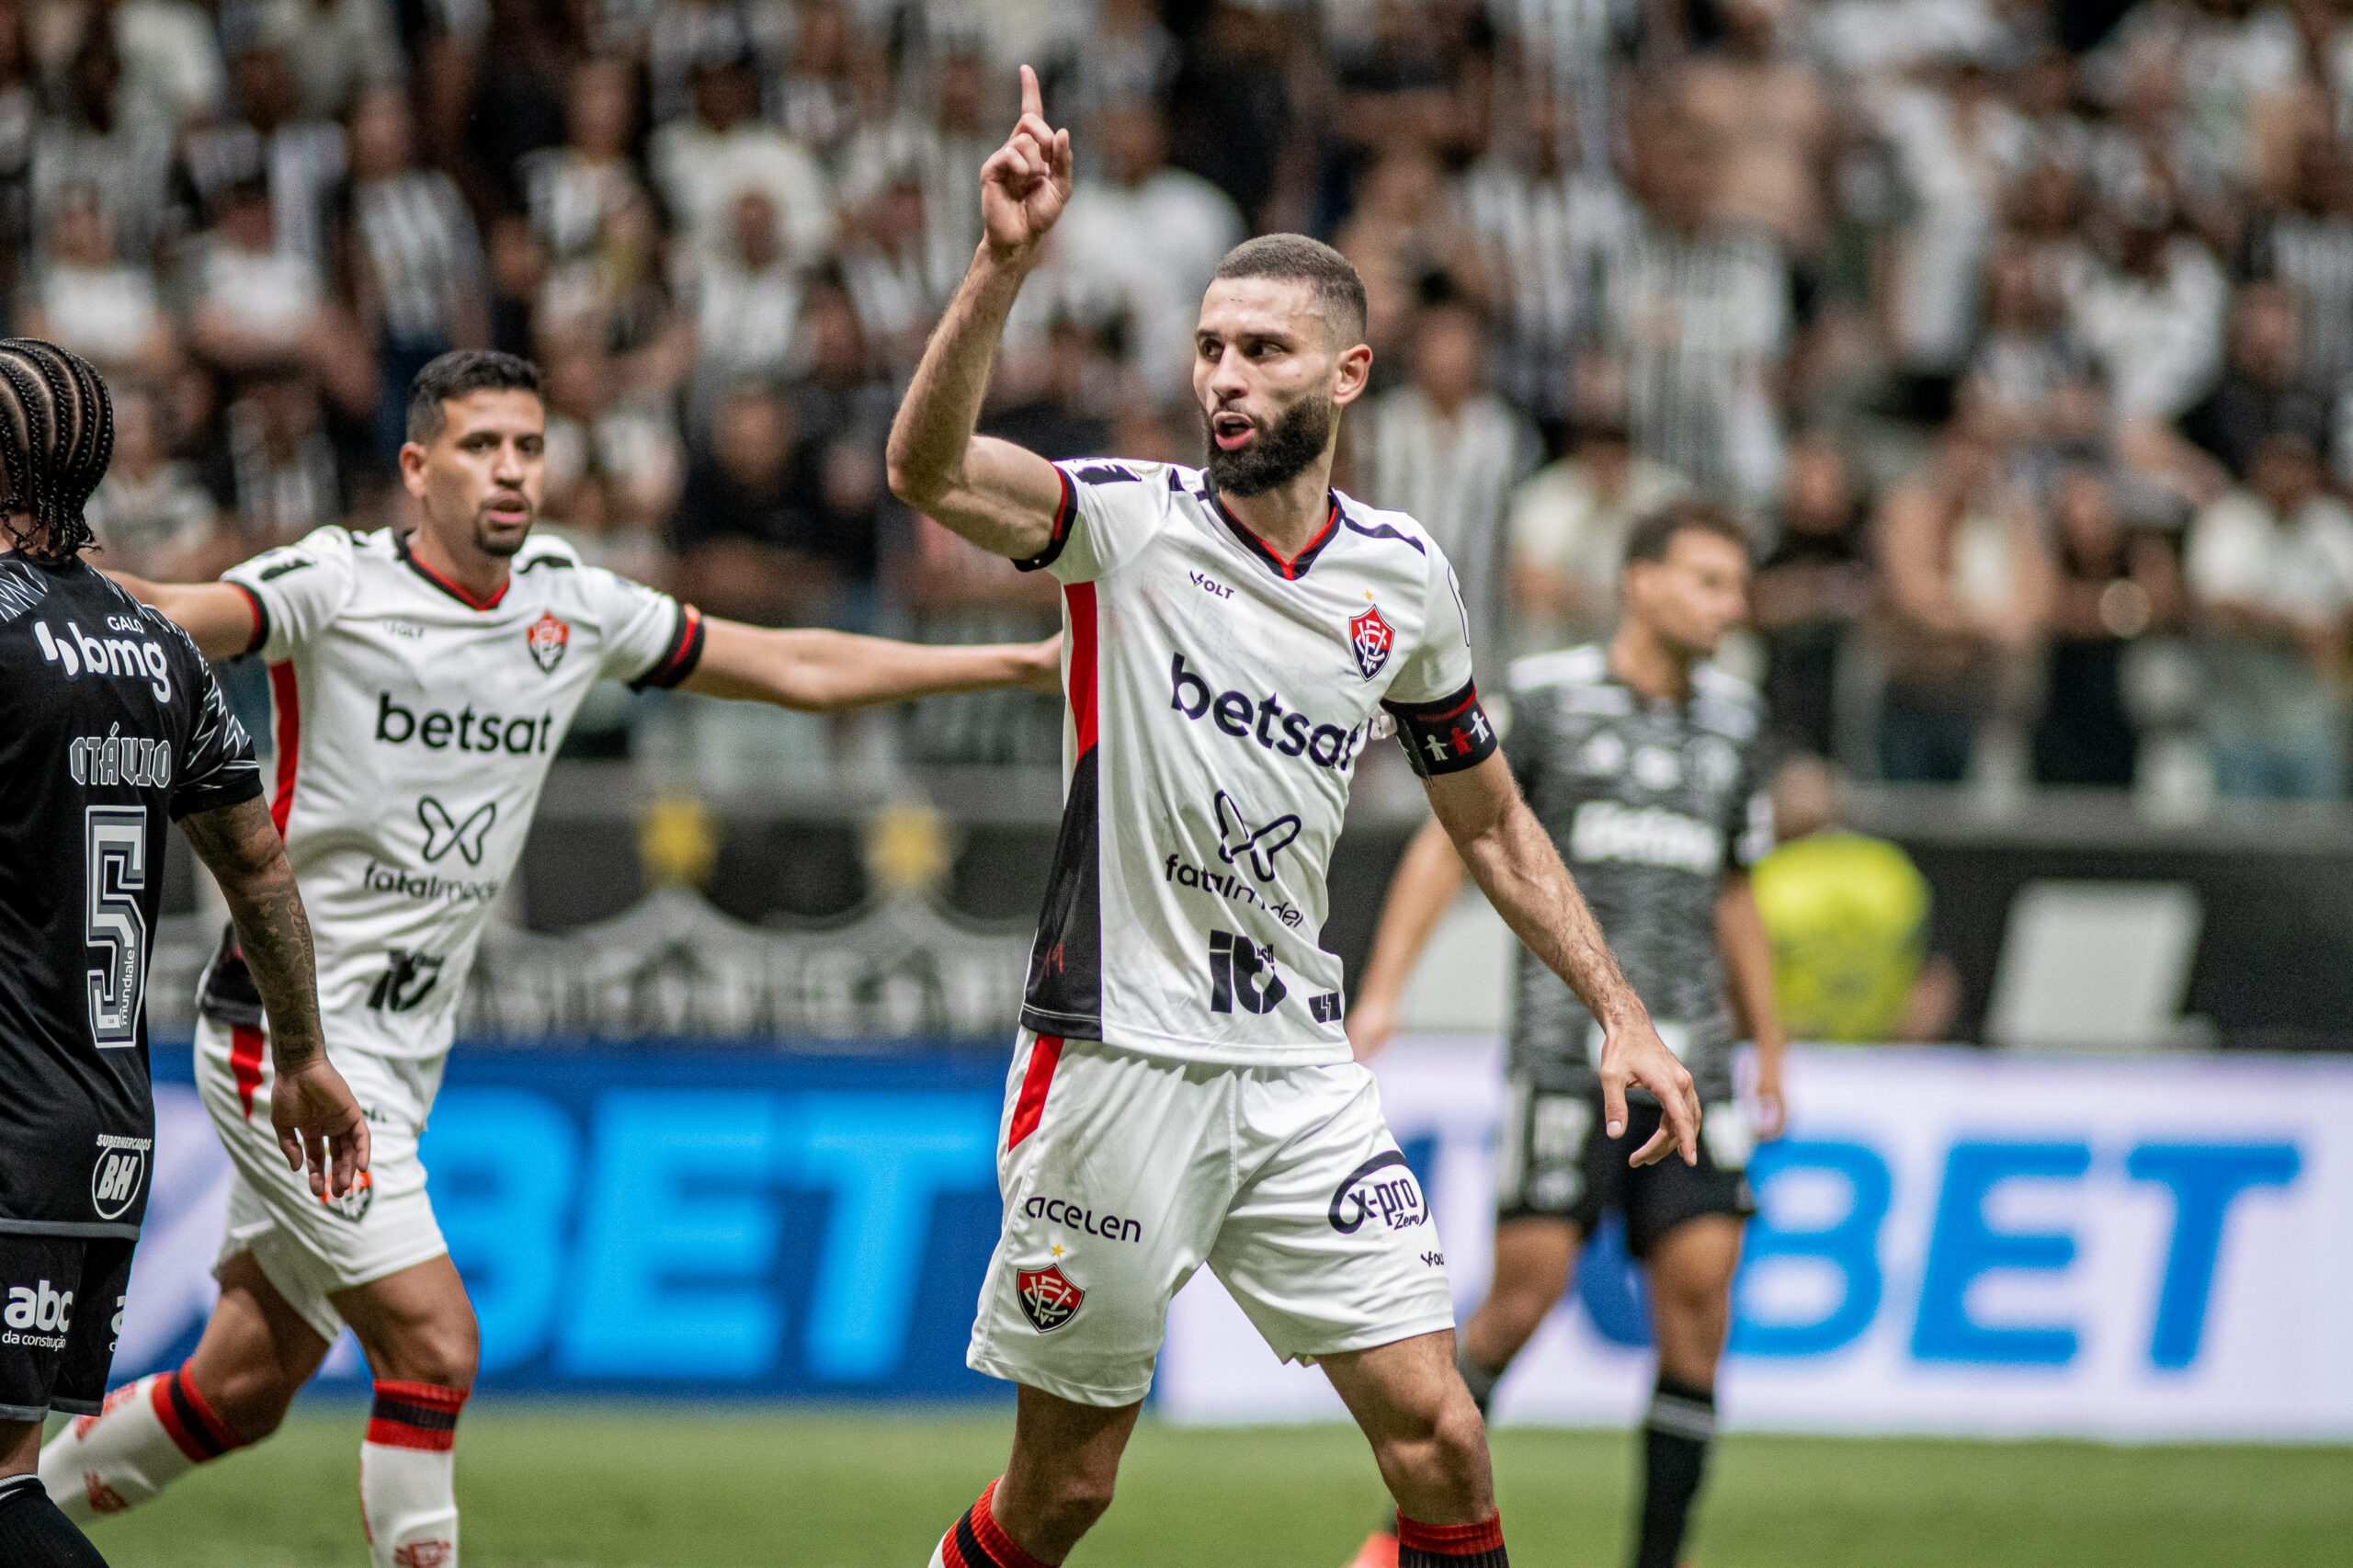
[1750,831,1930,1043]
[865,799,955,898]
[639,795,719,889]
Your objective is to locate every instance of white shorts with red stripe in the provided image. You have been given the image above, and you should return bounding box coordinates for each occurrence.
[966,1030,1458,1406]
[193,1015,449,1344]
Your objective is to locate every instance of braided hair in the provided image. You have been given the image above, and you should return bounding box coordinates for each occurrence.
[0,338,115,560]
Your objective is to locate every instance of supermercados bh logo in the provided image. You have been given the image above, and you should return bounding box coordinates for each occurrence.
[90,1134,151,1221]
[1349,603,1392,679]
[1327,1151,1428,1233]
[527,611,569,674]
[1017,1261,1085,1332]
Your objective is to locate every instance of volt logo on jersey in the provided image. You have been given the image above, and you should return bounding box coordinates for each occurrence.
[1213,790,1301,881]
[418,797,496,864]
[1349,604,1393,679]
[1017,1263,1085,1332]
[89,1134,150,1221]
[527,611,570,674]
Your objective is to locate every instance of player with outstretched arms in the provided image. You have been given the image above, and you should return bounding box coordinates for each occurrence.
[885,68,1699,1568]
[0,338,367,1568]
[40,349,1060,1568]
[1347,501,1788,1568]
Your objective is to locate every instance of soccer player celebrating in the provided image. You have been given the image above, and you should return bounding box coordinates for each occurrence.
[40,348,1060,1567]
[886,68,1699,1568]
[1347,501,1787,1568]
[0,338,368,1568]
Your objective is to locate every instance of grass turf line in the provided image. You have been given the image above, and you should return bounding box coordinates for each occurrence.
[74,1406,2352,1567]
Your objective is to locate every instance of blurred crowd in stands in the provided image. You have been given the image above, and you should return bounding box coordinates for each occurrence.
[28,0,2353,798]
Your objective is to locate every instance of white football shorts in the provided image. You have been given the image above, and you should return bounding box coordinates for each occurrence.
[967,1030,1457,1406]
[193,1015,449,1344]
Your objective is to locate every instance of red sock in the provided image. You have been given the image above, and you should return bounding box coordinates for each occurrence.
[939,1479,1054,1568]
[1397,1513,1508,1568]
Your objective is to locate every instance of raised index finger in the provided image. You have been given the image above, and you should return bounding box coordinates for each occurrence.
[1020,63,1042,123]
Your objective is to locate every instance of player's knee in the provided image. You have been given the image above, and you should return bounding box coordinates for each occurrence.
[382,1316,479,1393]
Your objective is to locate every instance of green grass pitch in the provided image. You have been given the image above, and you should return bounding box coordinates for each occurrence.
[72,1404,2352,1567]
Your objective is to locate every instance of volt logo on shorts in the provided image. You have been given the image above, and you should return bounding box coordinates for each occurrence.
[1023,1196,1142,1243]
[1328,1151,1429,1233]
[1016,1264,1085,1333]
[4,1279,74,1345]
[89,1133,151,1221]
[1208,928,1286,1015]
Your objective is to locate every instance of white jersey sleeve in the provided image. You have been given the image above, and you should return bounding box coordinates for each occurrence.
[515,534,706,688]
[222,524,361,661]
[1372,532,1496,778]
[1013,459,1179,584]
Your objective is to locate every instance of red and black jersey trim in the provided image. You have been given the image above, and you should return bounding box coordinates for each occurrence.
[1011,467,1081,574]
[1207,486,1340,581]
[1382,678,1499,778]
[1019,582,1103,1038]
[227,581,268,657]
[630,602,707,690]
[393,529,509,610]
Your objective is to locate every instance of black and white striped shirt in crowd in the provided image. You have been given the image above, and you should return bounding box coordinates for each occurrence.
[352,169,484,347]
[517,149,647,264]
[1457,158,1632,415]
[182,120,347,272]
[2246,210,2353,397]
[1598,217,1790,507]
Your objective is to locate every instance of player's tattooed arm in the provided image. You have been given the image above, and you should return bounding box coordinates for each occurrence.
[682,619,1063,710]
[1717,871,1789,1140]
[97,571,259,661]
[884,65,1073,560]
[1422,754,1703,1168]
[179,796,371,1197]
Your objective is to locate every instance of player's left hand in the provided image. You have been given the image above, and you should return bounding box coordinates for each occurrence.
[1019,633,1065,694]
[272,1055,373,1199]
[1754,1046,1788,1142]
[1597,1010,1701,1168]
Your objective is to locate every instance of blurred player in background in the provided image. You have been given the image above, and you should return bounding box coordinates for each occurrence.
[1349,501,1787,1568]
[0,337,367,1567]
[40,349,1060,1568]
[886,68,1699,1568]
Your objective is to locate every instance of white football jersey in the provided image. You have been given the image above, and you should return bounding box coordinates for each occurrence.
[205,524,702,1062]
[1018,460,1494,1066]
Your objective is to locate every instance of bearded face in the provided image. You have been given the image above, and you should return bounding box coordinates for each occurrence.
[1202,390,1334,497]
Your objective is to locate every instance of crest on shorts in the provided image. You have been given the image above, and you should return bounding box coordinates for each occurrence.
[1348,605,1393,680]
[1016,1263,1085,1333]
[526,610,570,674]
[89,1135,149,1222]
[320,1168,374,1223]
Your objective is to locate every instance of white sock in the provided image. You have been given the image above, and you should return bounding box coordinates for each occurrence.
[361,1380,466,1568]
[40,1368,242,1523]
[927,1539,949,1568]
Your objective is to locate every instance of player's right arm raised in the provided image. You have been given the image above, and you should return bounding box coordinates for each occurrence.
[885,64,1074,559]
[1421,754,1703,1168]
[176,794,369,1199]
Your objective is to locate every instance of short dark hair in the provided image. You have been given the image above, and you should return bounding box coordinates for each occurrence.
[406,349,542,443]
[1623,498,1750,571]
[1211,234,1369,347]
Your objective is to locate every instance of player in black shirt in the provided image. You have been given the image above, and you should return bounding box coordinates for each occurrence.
[0,338,368,1566]
[1350,502,1788,1568]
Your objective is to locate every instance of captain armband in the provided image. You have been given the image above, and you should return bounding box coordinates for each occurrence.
[1381,679,1499,778]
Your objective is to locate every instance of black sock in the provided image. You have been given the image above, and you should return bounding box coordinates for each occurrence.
[1631,1375,1714,1568]
[0,1474,108,1566]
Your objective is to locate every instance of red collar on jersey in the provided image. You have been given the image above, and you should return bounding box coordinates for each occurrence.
[395,528,510,610]
[1205,488,1341,582]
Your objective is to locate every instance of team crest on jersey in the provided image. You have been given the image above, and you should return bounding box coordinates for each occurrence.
[526,611,570,674]
[1016,1263,1085,1332]
[1348,605,1393,680]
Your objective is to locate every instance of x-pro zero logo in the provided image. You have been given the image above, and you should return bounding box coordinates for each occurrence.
[418,797,495,865]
